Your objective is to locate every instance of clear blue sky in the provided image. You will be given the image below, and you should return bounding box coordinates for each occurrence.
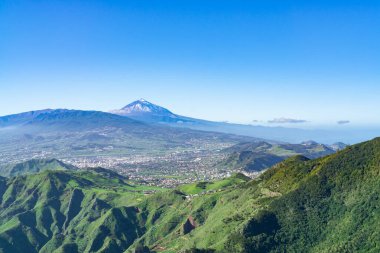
[1,0,379,127]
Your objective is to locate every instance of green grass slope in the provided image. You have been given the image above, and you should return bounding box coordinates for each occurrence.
[178,173,250,195]
[0,159,77,177]
[225,138,380,252]
[1,138,380,252]
[0,169,161,253]
[133,138,380,252]
[218,141,335,172]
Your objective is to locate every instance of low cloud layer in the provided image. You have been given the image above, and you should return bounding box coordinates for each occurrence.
[337,120,350,125]
[268,118,308,124]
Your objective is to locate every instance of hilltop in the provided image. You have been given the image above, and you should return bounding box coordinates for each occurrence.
[111,99,176,118]
[218,140,335,172]
[0,158,77,177]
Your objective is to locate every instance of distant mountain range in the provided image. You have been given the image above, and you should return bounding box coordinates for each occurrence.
[111,99,364,143]
[0,108,256,174]
[0,99,361,144]
[0,101,351,178]
[0,109,141,130]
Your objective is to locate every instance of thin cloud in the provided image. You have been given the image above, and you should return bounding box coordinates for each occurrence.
[268,118,308,124]
[337,120,350,125]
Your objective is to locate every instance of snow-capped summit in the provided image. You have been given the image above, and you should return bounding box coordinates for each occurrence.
[112,99,175,116]
[110,99,203,124]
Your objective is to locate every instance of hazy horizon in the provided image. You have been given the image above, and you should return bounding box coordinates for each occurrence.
[1,0,380,128]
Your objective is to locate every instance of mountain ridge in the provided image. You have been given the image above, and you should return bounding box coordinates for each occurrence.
[216,140,335,172]
[111,99,358,143]
[0,158,78,177]
[0,107,259,181]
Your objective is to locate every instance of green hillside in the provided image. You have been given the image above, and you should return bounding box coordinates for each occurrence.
[0,159,77,177]
[178,173,250,195]
[0,169,162,253]
[0,138,380,252]
[218,141,335,172]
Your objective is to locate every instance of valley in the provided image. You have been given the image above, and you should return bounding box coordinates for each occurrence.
[0,103,344,188]
[0,137,379,252]
[2,1,378,252]
[0,109,248,187]
[0,104,376,253]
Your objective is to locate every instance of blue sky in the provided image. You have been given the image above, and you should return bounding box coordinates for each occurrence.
[1,0,379,127]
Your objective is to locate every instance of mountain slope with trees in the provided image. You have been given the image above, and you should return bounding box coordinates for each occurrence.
[0,138,379,252]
